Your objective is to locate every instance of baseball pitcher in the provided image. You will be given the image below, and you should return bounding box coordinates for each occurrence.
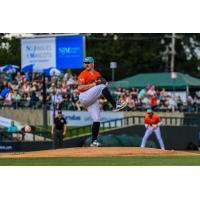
[77,57,127,147]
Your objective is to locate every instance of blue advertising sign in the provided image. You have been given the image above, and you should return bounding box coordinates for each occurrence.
[56,35,84,69]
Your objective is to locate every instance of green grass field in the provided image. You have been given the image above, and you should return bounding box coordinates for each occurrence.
[0,156,200,166]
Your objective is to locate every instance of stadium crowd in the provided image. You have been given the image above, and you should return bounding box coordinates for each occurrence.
[0,69,200,113]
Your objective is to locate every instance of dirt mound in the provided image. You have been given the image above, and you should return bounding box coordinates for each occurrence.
[0,147,199,158]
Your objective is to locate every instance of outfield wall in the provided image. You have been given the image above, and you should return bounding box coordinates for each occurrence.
[99,125,199,150]
[0,109,184,126]
[0,125,199,151]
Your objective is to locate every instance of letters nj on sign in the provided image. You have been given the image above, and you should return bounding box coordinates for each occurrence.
[59,47,80,56]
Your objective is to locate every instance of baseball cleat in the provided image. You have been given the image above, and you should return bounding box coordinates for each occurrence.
[113,102,128,112]
[90,140,102,147]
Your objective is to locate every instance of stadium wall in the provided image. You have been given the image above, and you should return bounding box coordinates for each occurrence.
[0,109,184,126]
[0,125,199,152]
[98,125,199,150]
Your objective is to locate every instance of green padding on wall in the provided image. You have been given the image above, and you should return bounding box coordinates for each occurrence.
[83,134,157,148]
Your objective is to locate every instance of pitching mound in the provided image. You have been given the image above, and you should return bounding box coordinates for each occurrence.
[0,147,199,158]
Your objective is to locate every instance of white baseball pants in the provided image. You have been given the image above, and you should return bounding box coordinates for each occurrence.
[141,126,165,150]
[79,84,106,122]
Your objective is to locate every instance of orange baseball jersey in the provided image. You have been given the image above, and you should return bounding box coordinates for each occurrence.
[77,69,101,93]
[144,114,160,125]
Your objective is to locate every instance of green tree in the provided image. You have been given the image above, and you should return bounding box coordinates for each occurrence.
[0,34,20,66]
[85,33,200,80]
[1,33,200,80]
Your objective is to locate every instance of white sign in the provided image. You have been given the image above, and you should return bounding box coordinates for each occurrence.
[110,62,117,69]
[21,37,56,69]
[50,111,124,127]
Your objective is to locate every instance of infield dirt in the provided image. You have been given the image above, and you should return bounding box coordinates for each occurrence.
[0,147,199,158]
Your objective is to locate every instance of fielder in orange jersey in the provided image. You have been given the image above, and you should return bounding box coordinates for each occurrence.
[140,109,165,150]
[78,57,127,147]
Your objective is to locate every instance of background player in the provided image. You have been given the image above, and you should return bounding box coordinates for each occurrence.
[140,109,165,150]
[78,56,127,147]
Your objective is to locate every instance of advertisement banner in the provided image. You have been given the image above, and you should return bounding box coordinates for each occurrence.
[21,37,56,69]
[56,35,84,68]
[0,142,22,152]
[50,111,124,127]
[21,35,85,69]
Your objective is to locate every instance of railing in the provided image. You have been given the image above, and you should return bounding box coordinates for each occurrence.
[0,131,25,141]
[67,115,200,139]
[1,115,199,142]
[1,98,200,113]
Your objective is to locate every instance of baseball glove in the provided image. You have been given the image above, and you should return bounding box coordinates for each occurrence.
[152,124,158,129]
[96,76,107,85]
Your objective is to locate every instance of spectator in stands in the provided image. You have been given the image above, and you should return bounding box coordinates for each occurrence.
[4,91,13,106]
[160,88,168,98]
[47,83,57,94]
[12,90,21,109]
[142,96,150,110]
[24,72,31,81]
[6,69,14,80]
[51,91,63,110]
[168,96,177,112]
[7,121,20,140]
[71,91,79,110]
[67,74,76,85]
[151,95,158,110]
[176,96,183,112]
[0,81,9,99]
[118,94,127,105]
[30,82,37,92]
[187,96,194,112]
[63,72,69,81]
[23,81,31,94]
[60,81,67,93]
[21,123,36,140]
[51,71,59,82]
[146,84,156,98]
[127,98,136,111]
[30,91,39,109]
[138,88,146,101]
[0,68,197,113]
[130,87,139,100]
[15,72,23,83]
[113,87,123,98]
[192,95,200,113]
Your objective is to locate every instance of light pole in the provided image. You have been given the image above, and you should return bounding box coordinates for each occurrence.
[110,62,117,82]
[170,33,176,73]
[164,33,182,73]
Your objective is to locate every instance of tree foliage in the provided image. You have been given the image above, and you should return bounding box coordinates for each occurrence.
[0,33,200,80]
